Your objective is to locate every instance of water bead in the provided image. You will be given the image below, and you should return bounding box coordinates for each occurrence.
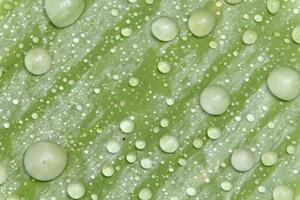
[188,10,215,37]
[200,85,231,115]
[0,164,8,185]
[102,164,115,177]
[261,151,278,166]
[121,27,133,37]
[120,119,135,133]
[45,0,85,28]
[292,26,300,44]
[221,181,232,191]
[106,140,121,154]
[152,17,178,42]
[140,158,153,169]
[226,0,242,5]
[242,29,258,45]
[272,185,294,200]
[67,182,86,199]
[207,126,222,140]
[159,135,179,153]
[231,149,255,172]
[186,187,196,197]
[267,67,300,101]
[126,152,137,163]
[157,61,171,74]
[138,188,152,200]
[24,48,51,75]
[192,138,203,149]
[24,141,67,181]
[267,0,280,15]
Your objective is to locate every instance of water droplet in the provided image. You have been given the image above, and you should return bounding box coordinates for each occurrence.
[24,141,67,181]
[120,119,135,133]
[121,27,133,37]
[221,181,232,191]
[225,0,242,5]
[135,139,146,150]
[67,182,86,199]
[151,17,178,42]
[140,158,153,169]
[231,149,255,172]
[106,140,120,154]
[192,138,203,149]
[126,152,137,163]
[129,77,139,87]
[272,185,294,200]
[188,10,215,37]
[246,114,255,122]
[91,194,98,200]
[102,164,115,177]
[186,187,196,197]
[160,118,169,128]
[157,61,171,74]
[261,151,278,166]
[207,126,222,140]
[286,144,296,155]
[138,188,152,200]
[159,135,179,153]
[0,164,8,185]
[25,48,51,75]
[292,26,300,44]
[200,85,231,115]
[267,67,300,101]
[45,0,85,28]
[267,0,280,15]
[242,29,258,45]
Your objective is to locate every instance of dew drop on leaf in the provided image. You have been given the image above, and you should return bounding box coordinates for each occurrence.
[207,126,222,140]
[188,10,215,37]
[67,182,86,200]
[261,151,278,166]
[267,0,280,15]
[292,26,300,44]
[151,17,178,42]
[225,0,242,5]
[231,149,255,172]
[272,185,294,200]
[140,158,153,169]
[106,140,121,154]
[23,141,67,181]
[24,48,51,75]
[157,61,171,74]
[120,118,135,133]
[242,29,258,45]
[221,181,232,191]
[200,85,231,115]
[192,138,203,149]
[159,135,179,153]
[267,67,300,101]
[126,152,137,163]
[138,188,152,200]
[102,164,115,177]
[45,0,85,28]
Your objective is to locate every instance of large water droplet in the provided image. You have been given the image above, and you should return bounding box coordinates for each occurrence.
[273,185,294,200]
[24,141,67,181]
[231,149,255,172]
[159,135,179,153]
[242,29,258,45]
[45,0,85,28]
[207,126,222,140]
[138,188,152,200]
[151,17,178,42]
[292,26,300,44]
[188,10,215,37]
[120,118,135,133]
[200,85,231,115]
[261,151,278,166]
[67,182,86,199]
[24,48,51,75]
[267,0,280,15]
[106,140,121,154]
[267,67,300,101]
[102,164,115,177]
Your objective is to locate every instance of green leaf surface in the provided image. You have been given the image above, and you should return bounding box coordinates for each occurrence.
[0,0,300,199]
